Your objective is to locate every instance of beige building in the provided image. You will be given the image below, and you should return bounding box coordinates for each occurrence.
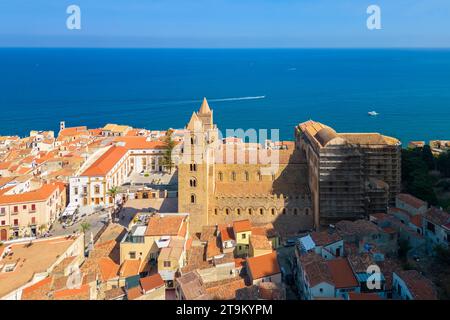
[296,120,401,228]
[178,99,313,237]
[70,137,173,208]
[0,182,66,240]
[119,213,189,287]
[0,234,84,300]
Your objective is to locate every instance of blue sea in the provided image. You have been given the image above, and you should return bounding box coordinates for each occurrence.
[1,48,450,144]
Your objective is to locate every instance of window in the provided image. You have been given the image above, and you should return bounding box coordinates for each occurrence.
[218,172,223,181]
[271,208,275,215]
[225,208,230,215]
[31,204,36,212]
[129,252,136,259]
[22,205,27,210]
[189,178,197,187]
[190,163,197,172]
[95,185,100,194]
[260,208,264,215]
[0,208,5,215]
[13,219,19,226]
[13,206,18,213]
[245,171,249,181]
[282,208,286,215]
[257,171,262,181]
[231,172,236,181]
[242,233,246,239]
[31,217,36,225]
[294,208,298,215]
[214,208,218,215]
[248,208,252,215]
[164,261,171,268]
[237,208,241,215]
[74,187,78,195]
[305,208,309,216]
[190,194,196,204]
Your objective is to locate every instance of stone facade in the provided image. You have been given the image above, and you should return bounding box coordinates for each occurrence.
[178,99,313,236]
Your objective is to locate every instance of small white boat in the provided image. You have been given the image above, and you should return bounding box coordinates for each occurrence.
[368,111,379,116]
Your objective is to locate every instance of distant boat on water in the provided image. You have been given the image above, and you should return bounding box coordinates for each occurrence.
[368,111,379,116]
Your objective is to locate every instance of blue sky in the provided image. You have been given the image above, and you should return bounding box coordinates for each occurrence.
[0,0,449,47]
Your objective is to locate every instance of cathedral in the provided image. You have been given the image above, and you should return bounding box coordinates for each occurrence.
[178,98,313,236]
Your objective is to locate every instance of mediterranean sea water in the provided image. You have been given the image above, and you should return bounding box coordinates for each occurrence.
[1,48,450,144]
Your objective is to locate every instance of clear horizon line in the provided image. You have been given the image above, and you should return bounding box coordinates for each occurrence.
[2,46,450,50]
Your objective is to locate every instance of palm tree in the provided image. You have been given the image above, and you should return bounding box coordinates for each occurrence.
[80,222,91,234]
[79,222,91,248]
[107,186,119,220]
[162,128,176,173]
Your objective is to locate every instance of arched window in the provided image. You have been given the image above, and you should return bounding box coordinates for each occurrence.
[218,172,223,181]
[245,171,249,182]
[248,208,252,215]
[260,208,264,215]
[231,172,236,181]
[190,136,196,145]
[189,177,197,187]
[237,208,241,215]
[225,208,230,215]
[214,208,218,215]
[190,163,197,172]
[294,208,298,215]
[190,194,196,204]
[271,208,276,215]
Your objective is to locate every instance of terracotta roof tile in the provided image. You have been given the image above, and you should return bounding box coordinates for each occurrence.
[140,273,165,293]
[247,251,280,280]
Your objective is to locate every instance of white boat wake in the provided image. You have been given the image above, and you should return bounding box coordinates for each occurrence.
[209,96,266,102]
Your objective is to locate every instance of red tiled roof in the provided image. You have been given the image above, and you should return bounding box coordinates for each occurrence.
[140,273,165,293]
[0,183,63,205]
[127,286,143,300]
[233,220,252,233]
[397,193,427,209]
[410,215,423,228]
[82,146,128,176]
[247,252,280,280]
[145,215,185,236]
[396,270,438,300]
[219,225,235,242]
[327,258,358,289]
[119,260,141,278]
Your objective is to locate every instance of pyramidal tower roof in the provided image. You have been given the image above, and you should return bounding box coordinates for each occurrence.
[198,97,212,114]
[187,111,201,130]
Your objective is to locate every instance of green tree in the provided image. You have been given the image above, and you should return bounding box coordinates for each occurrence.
[437,151,450,177]
[401,148,438,205]
[80,222,91,234]
[162,128,176,173]
[422,145,436,171]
